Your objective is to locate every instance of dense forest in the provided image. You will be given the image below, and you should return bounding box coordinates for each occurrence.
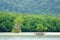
[0,0,60,32]
[0,12,60,32]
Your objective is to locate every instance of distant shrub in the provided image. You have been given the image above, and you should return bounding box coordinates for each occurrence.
[0,12,60,32]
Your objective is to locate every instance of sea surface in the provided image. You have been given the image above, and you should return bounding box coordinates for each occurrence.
[0,35,60,40]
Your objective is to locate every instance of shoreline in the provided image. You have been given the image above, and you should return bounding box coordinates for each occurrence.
[0,32,60,35]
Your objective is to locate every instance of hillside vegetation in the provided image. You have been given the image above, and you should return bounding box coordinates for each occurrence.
[0,12,60,32]
[0,0,60,17]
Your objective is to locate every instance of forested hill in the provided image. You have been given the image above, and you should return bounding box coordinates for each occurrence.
[0,0,60,16]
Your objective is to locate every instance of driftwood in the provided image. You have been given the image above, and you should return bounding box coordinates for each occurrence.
[36,32,44,35]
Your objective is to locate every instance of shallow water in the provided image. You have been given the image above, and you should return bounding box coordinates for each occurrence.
[0,35,60,40]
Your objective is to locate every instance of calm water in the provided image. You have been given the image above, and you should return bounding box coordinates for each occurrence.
[0,35,60,40]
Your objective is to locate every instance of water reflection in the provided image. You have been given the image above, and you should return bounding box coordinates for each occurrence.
[0,35,60,40]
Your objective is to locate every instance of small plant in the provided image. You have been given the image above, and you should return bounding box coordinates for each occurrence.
[36,24,43,32]
[12,22,21,33]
